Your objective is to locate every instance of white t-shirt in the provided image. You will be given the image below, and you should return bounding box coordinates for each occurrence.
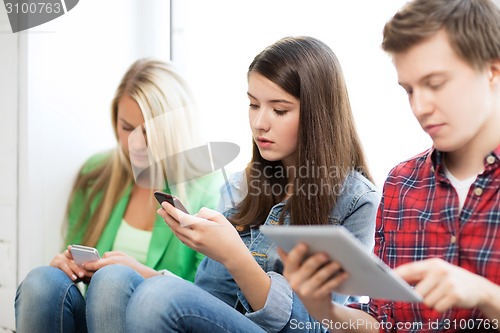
[443,167,477,214]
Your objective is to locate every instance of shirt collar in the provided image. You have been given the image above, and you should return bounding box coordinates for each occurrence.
[426,147,443,176]
[492,143,500,160]
[427,142,500,174]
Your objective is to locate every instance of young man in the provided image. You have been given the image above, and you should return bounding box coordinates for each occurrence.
[280,0,500,332]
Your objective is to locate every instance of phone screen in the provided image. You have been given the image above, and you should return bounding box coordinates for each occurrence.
[154,191,189,214]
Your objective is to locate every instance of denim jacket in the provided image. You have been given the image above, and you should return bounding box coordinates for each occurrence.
[195,170,380,332]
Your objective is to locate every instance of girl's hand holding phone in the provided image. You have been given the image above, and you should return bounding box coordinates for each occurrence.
[158,203,249,268]
[50,246,96,282]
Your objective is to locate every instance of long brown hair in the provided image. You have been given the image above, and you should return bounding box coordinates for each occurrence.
[231,36,372,229]
[64,59,204,246]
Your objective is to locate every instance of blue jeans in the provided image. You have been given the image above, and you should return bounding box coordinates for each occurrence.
[15,265,144,333]
[126,275,267,333]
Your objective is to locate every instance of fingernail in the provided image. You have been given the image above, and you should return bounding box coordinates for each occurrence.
[78,272,84,278]
[72,274,77,280]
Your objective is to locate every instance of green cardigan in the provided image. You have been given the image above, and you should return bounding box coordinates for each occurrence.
[66,152,223,282]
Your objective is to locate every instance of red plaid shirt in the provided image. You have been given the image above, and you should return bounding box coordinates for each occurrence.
[352,144,500,333]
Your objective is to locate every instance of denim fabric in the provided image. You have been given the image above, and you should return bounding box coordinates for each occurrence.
[85,265,144,332]
[125,275,267,333]
[15,266,87,333]
[15,265,144,333]
[197,170,379,332]
[126,170,379,333]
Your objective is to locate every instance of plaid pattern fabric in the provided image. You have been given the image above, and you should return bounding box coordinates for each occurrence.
[352,144,500,333]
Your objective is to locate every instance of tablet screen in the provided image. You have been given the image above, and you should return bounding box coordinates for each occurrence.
[260,225,422,302]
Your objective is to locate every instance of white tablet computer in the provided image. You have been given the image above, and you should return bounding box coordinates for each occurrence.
[260,225,422,302]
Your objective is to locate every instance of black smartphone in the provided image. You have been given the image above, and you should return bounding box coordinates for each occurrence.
[154,191,190,214]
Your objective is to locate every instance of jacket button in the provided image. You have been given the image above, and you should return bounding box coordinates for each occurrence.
[486,155,496,165]
[473,187,483,196]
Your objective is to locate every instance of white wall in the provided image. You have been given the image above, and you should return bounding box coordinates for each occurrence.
[0,8,19,331]
[172,0,432,188]
[0,1,170,330]
[18,0,170,274]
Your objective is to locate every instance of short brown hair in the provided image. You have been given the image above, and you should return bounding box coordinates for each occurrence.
[382,0,500,70]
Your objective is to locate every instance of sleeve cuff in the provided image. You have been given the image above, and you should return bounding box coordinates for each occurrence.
[237,272,293,332]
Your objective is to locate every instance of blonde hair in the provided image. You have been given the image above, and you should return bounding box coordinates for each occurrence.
[66,59,204,246]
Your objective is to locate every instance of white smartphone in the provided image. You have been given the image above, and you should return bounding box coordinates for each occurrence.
[70,245,101,267]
